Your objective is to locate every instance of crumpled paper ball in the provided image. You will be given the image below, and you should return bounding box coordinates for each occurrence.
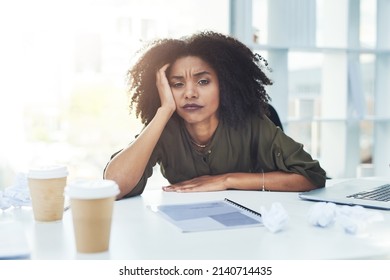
[0,173,31,211]
[307,202,384,234]
[335,205,384,234]
[260,202,289,233]
[307,202,338,227]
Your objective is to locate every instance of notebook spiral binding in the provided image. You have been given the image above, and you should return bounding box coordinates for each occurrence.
[224,198,262,217]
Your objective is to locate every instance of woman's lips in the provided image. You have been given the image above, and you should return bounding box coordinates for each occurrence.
[182,103,203,110]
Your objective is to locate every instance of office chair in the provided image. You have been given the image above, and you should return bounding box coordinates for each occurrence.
[267,104,283,131]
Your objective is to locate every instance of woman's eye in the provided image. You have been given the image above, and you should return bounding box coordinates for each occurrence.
[171,82,184,88]
[198,79,209,85]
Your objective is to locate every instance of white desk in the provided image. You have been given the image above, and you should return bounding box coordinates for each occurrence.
[2,179,390,260]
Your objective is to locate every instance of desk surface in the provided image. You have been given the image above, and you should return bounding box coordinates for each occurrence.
[2,179,390,260]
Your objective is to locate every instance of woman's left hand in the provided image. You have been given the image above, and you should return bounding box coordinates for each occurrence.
[162,175,228,193]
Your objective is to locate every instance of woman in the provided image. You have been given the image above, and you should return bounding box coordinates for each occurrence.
[104,31,326,199]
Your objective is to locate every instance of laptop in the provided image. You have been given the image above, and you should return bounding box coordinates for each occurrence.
[299,178,390,210]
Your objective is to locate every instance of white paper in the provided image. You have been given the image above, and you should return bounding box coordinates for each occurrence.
[0,221,30,259]
[149,200,263,232]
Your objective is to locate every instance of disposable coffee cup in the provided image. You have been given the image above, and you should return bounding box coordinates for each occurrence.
[27,165,69,222]
[65,179,119,253]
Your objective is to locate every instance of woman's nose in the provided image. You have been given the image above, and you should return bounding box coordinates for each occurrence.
[184,84,198,99]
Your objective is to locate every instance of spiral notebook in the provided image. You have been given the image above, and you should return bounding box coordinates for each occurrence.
[149,198,263,232]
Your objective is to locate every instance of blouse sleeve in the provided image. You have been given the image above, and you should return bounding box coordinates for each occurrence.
[254,116,326,188]
[104,136,161,199]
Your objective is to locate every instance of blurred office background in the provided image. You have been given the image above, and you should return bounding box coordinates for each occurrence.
[0,0,389,189]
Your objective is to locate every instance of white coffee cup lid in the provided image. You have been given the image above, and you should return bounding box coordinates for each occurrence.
[27,165,69,179]
[65,179,119,199]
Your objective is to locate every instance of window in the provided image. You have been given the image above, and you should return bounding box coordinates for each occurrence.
[0,0,229,188]
[246,0,390,178]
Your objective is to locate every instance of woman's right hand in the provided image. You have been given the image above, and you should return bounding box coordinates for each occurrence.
[156,64,176,113]
[105,64,177,199]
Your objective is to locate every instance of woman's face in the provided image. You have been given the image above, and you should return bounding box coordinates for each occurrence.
[168,56,220,126]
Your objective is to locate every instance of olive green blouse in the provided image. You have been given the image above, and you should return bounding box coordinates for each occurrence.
[116,115,326,198]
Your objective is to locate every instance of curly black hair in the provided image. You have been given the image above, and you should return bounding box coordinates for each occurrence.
[127,31,273,127]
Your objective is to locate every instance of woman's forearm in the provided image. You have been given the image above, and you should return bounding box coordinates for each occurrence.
[104,107,174,198]
[164,171,318,193]
[225,171,317,192]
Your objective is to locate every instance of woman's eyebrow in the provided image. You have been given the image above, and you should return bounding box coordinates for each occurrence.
[169,75,183,80]
[169,71,211,80]
[193,71,211,77]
